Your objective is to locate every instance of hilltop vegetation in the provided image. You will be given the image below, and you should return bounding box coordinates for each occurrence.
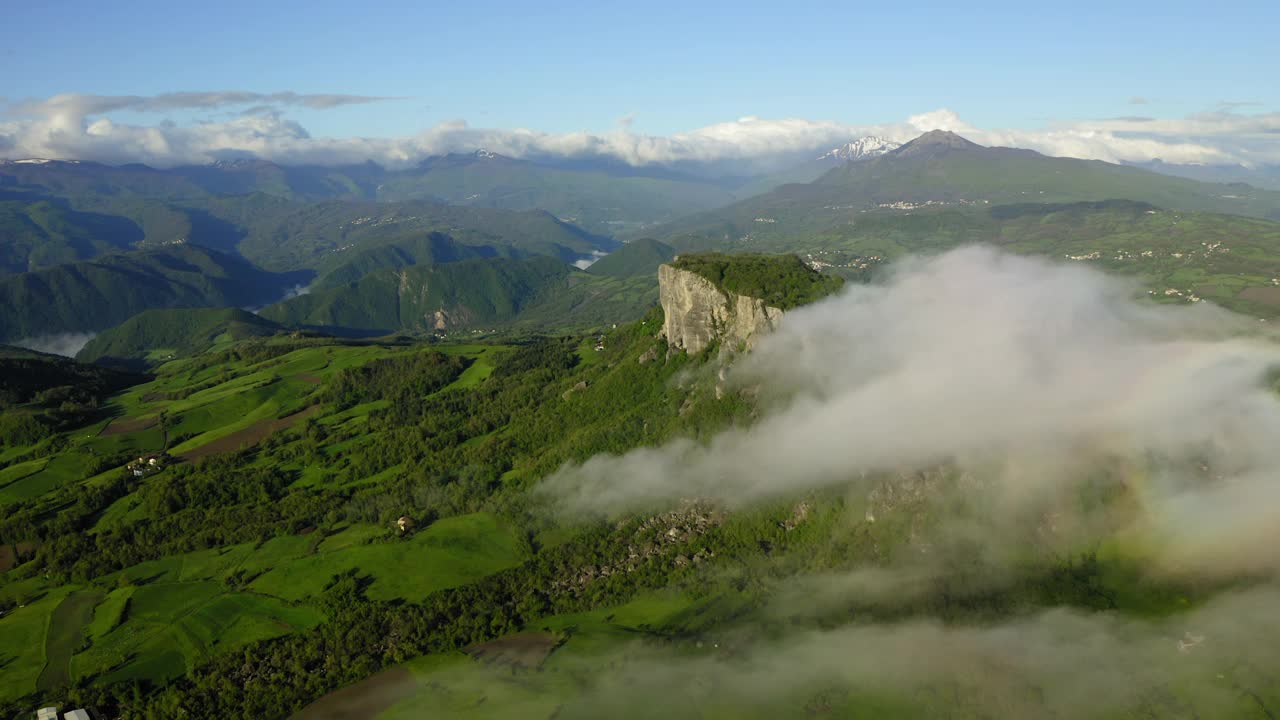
[670,252,844,310]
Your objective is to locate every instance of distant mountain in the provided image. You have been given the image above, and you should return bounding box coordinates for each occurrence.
[0,157,379,202]
[169,160,384,199]
[375,150,739,234]
[817,136,901,162]
[193,196,615,271]
[76,307,286,369]
[0,199,144,274]
[0,244,293,343]
[730,136,906,199]
[261,255,654,335]
[1,191,616,273]
[657,130,1280,247]
[587,238,676,279]
[260,255,570,335]
[312,231,519,288]
[2,152,745,237]
[1128,160,1280,192]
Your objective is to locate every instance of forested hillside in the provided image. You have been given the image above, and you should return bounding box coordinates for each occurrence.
[76,308,287,369]
[261,256,657,336]
[0,245,294,343]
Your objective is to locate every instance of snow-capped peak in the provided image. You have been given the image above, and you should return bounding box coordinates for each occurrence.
[818,136,900,162]
[474,148,497,160]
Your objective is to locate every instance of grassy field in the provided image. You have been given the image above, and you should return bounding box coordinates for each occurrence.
[86,586,134,642]
[41,512,522,689]
[441,345,508,390]
[0,587,72,705]
[250,513,526,602]
[71,581,324,686]
[36,590,103,691]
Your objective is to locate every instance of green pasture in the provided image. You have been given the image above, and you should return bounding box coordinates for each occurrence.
[250,513,525,602]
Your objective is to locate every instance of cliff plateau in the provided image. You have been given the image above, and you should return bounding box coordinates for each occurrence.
[658,263,784,355]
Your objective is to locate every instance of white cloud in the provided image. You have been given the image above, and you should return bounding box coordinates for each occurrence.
[0,91,1277,169]
[572,251,608,270]
[11,332,96,357]
[542,247,1280,577]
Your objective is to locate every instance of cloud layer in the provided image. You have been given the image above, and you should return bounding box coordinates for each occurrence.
[543,247,1280,577]
[543,585,1280,719]
[523,248,1280,717]
[1,92,1277,169]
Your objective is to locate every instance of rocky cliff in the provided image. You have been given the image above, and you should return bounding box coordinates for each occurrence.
[658,263,784,355]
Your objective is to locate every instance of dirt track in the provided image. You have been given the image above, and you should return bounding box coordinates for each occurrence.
[100,416,159,436]
[178,406,320,461]
[289,667,416,720]
[466,631,559,669]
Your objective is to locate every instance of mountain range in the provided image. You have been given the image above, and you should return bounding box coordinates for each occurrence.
[656,130,1280,247]
[7,129,1280,354]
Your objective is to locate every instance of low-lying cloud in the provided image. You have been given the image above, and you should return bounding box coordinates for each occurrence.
[10,332,96,357]
[543,247,1280,577]
[542,585,1280,719]
[1,91,1276,169]
[516,248,1280,717]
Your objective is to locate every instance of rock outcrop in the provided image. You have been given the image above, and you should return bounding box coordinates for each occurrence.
[658,264,784,355]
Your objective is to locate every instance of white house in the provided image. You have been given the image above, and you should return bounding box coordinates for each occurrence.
[36,709,59,720]
[64,710,91,720]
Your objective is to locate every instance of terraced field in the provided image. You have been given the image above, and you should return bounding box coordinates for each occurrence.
[2,338,516,703]
[36,590,103,691]
[71,583,324,685]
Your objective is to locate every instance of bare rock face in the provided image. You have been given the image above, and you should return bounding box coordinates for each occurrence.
[658,264,784,355]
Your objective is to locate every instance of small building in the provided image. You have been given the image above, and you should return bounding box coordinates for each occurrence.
[64,711,91,720]
[126,453,168,477]
[36,708,59,720]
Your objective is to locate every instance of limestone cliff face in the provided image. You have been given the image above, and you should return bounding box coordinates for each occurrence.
[658,264,784,355]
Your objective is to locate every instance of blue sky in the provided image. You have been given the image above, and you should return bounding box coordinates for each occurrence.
[4,0,1276,138]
